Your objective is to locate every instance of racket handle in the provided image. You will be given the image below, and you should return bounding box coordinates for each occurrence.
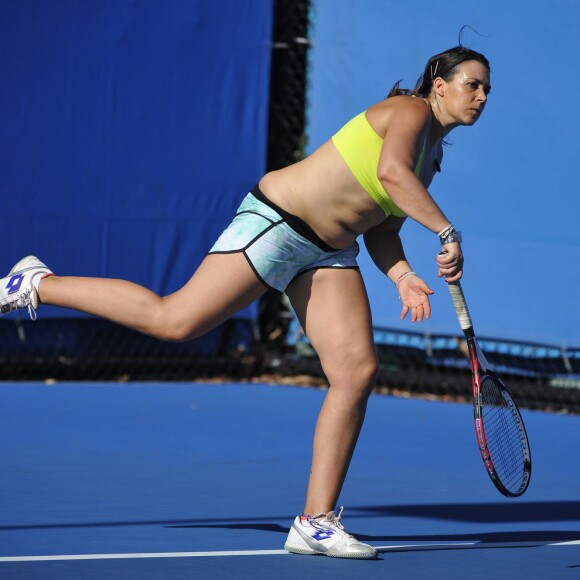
[447,281,473,331]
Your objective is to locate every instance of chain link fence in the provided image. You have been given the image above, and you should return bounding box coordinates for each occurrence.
[256,0,310,346]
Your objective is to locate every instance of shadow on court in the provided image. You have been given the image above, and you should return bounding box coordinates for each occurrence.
[2,500,580,533]
[167,522,580,548]
[354,501,580,523]
[163,501,580,549]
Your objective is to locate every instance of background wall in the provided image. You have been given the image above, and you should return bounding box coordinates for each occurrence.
[307,0,579,346]
[2,1,578,349]
[0,0,273,320]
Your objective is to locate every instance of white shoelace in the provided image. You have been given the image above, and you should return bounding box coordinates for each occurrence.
[309,506,350,536]
[12,289,38,321]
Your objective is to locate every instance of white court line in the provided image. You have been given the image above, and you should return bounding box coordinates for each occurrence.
[0,550,289,562]
[0,543,474,562]
[376,542,477,550]
[1,540,579,562]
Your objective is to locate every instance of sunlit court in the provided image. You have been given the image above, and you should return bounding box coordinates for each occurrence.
[1,383,580,579]
[1,1,579,579]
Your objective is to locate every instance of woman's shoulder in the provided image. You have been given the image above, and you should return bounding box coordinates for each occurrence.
[368,94,431,115]
[366,95,431,134]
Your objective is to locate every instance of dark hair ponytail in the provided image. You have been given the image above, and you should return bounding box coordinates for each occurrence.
[387,30,490,99]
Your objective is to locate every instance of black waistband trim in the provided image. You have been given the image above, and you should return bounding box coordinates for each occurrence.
[251,186,339,252]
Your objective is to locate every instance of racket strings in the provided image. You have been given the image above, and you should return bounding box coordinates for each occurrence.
[480,375,528,494]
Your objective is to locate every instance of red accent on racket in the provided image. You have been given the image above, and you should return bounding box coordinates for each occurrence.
[447,281,532,497]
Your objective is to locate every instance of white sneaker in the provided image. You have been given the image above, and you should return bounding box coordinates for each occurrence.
[284,507,377,559]
[0,256,53,320]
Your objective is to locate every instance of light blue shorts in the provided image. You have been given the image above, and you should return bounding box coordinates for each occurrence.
[209,188,360,292]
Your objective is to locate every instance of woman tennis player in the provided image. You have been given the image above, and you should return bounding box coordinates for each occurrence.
[1,45,490,559]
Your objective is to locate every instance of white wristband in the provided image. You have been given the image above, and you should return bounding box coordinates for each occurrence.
[396,271,418,288]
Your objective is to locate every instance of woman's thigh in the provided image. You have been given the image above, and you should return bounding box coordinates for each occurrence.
[161,252,268,339]
[286,268,377,388]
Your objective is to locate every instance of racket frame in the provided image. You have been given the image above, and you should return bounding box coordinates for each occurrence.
[448,281,532,497]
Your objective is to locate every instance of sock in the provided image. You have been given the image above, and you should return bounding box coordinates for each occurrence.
[32,273,53,293]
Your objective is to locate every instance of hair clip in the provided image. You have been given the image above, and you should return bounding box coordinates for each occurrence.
[430,60,439,80]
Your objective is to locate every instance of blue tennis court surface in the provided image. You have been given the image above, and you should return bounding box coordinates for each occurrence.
[1,382,579,579]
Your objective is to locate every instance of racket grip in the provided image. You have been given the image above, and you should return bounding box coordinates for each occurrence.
[447,281,473,331]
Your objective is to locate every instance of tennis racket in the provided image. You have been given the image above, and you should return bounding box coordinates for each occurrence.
[447,281,532,497]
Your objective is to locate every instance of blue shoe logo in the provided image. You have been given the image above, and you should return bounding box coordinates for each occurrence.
[312,529,334,541]
[6,274,24,295]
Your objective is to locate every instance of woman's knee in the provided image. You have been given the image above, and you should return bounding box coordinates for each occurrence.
[157,325,197,343]
[149,309,202,342]
[324,351,378,399]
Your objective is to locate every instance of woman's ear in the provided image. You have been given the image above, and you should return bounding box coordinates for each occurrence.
[433,76,446,97]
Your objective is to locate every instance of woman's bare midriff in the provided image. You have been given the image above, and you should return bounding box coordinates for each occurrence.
[259,140,387,249]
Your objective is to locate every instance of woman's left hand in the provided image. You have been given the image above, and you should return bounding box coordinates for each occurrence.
[398,275,434,322]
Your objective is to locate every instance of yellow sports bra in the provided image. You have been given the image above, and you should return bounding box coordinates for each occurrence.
[331,111,425,217]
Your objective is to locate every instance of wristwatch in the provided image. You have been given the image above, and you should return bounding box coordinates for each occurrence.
[439,226,462,245]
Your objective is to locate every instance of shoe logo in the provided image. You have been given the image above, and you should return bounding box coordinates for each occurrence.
[6,274,24,295]
[312,529,335,541]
